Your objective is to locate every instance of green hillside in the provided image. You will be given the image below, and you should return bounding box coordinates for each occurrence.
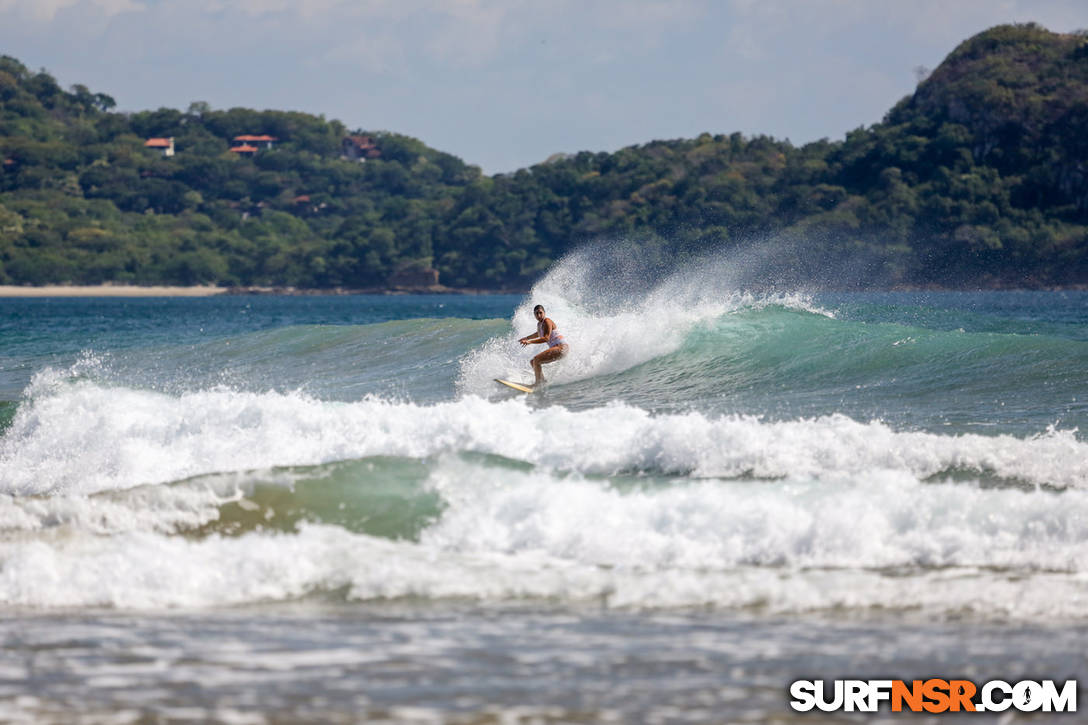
[1,22,1086,289]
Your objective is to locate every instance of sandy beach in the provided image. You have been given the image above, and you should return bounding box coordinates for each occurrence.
[0,285,524,297]
[0,285,228,298]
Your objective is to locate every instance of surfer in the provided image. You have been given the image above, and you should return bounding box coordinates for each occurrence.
[519,304,568,386]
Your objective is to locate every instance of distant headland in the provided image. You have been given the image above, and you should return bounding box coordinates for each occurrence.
[1,22,1086,291]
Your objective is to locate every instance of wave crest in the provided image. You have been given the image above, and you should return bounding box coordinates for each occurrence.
[2,378,1084,496]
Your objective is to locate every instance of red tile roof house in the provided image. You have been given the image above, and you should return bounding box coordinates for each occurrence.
[233,134,278,150]
[144,137,175,157]
[341,134,381,161]
[229,144,259,157]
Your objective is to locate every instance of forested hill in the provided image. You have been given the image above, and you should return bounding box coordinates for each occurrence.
[1,22,1086,290]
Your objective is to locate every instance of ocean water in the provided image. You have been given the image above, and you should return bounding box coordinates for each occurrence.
[2,252,1088,723]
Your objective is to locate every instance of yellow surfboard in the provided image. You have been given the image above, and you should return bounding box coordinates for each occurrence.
[495,378,534,393]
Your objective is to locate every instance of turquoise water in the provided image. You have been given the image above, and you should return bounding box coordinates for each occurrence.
[2,254,1088,721]
[4,290,1083,433]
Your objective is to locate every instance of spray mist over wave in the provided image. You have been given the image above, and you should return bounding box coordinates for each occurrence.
[457,243,833,395]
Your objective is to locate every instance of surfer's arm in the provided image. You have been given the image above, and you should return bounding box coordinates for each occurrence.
[520,320,548,343]
[520,319,554,345]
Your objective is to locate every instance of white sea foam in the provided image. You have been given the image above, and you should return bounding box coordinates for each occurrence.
[1,378,1085,496]
[0,483,228,535]
[3,446,1088,615]
[423,460,1088,573]
[3,502,1088,617]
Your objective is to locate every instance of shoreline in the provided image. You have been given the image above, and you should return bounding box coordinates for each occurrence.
[0,284,526,298]
[0,283,1083,298]
[0,285,227,298]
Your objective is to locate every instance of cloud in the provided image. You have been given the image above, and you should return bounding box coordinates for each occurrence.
[0,0,143,22]
[307,0,525,71]
[590,0,707,47]
[723,0,1088,54]
[203,0,355,20]
[2,0,1085,173]
[421,0,518,68]
[2,0,712,76]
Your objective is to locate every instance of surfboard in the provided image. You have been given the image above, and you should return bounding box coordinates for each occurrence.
[495,378,534,393]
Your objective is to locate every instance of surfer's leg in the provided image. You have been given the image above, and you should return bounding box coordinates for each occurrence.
[531,345,567,385]
[530,351,550,384]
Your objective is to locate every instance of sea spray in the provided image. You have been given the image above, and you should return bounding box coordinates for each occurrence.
[457,244,833,395]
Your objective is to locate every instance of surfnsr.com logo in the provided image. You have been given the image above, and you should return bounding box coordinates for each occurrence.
[789,679,1077,714]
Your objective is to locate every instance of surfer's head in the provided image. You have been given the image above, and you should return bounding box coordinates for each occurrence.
[533,304,545,319]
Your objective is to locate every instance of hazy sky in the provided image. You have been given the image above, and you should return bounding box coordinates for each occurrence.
[2,0,1086,173]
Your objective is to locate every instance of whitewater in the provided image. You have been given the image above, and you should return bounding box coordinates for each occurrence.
[2,251,1087,722]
